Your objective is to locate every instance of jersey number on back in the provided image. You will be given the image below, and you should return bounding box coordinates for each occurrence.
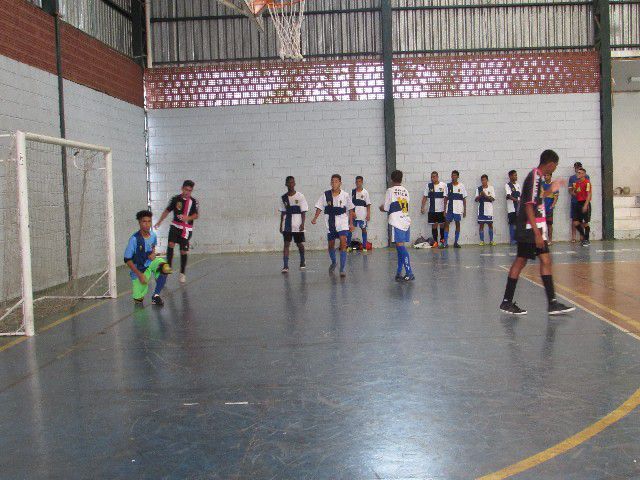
[397,198,408,214]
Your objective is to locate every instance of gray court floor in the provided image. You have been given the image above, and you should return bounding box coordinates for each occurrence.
[1,241,640,479]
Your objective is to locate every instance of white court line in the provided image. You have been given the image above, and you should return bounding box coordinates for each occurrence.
[225,401,250,405]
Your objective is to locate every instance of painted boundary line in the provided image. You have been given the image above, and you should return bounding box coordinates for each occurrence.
[477,266,640,479]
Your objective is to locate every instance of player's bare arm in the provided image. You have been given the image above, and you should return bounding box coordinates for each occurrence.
[299,212,306,232]
[311,208,322,224]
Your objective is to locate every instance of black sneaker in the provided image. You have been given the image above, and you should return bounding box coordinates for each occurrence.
[395,274,404,282]
[403,274,415,281]
[151,294,164,306]
[454,243,461,249]
[299,262,306,270]
[582,240,590,247]
[134,298,144,307]
[548,301,575,315]
[499,301,527,315]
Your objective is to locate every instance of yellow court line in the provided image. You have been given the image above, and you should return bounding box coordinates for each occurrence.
[0,257,210,354]
[478,269,640,479]
[477,387,640,480]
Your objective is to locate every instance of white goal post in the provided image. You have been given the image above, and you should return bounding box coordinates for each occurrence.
[0,131,117,337]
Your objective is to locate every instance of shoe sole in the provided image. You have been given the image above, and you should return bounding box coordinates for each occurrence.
[499,308,528,315]
[548,307,576,315]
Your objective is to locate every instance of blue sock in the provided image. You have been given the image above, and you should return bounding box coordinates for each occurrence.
[362,231,367,248]
[479,230,485,242]
[444,231,449,244]
[346,231,352,247]
[396,246,403,275]
[154,274,167,295]
[299,250,305,263]
[455,231,460,244]
[399,246,413,275]
[283,255,289,268]
[509,224,516,242]
[489,228,494,242]
[329,248,336,265]
[340,250,347,272]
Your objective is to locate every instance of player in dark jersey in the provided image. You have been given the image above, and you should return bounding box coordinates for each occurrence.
[154,180,199,283]
[500,150,575,316]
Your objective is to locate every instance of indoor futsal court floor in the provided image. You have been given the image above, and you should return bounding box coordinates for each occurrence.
[2,240,640,479]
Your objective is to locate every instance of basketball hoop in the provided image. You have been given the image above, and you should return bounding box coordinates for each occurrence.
[253,0,305,60]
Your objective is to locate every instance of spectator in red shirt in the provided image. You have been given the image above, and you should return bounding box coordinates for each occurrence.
[572,168,592,246]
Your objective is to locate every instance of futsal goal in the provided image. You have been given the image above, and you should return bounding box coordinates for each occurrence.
[0,131,117,337]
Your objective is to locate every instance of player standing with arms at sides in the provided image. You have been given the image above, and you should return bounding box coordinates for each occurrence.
[443,170,467,248]
[380,170,414,281]
[279,176,308,273]
[542,172,559,245]
[475,174,496,246]
[499,150,575,316]
[572,167,592,247]
[348,176,371,254]
[568,162,589,243]
[154,180,199,284]
[505,170,521,245]
[311,174,355,277]
[421,171,446,247]
[124,210,172,306]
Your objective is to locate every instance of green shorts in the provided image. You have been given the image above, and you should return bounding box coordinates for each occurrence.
[132,257,165,300]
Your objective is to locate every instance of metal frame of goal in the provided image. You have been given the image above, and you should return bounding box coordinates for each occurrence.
[0,131,117,337]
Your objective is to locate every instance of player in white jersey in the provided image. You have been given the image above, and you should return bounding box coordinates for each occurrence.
[475,174,496,246]
[443,170,467,248]
[347,176,371,254]
[311,174,355,277]
[279,176,309,273]
[505,170,521,245]
[420,171,447,246]
[380,169,414,281]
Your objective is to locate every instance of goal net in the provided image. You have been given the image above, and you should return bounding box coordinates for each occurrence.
[0,131,117,337]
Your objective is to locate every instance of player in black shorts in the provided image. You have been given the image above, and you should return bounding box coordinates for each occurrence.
[499,150,575,316]
[154,180,199,283]
[279,176,309,273]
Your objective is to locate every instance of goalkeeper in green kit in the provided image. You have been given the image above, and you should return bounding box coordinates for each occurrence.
[124,210,172,306]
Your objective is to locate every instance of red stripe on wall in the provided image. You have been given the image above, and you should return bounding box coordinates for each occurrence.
[0,0,143,107]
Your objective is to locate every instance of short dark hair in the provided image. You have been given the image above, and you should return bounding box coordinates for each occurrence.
[508,170,517,176]
[331,174,341,182]
[578,167,586,173]
[136,210,152,220]
[355,175,363,182]
[481,174,488,180]
[540,149,560,165]
[390,170,403,183]
[452,170,460,176]
[183,180,195,188]
[574,161,583,168]
[431,171,438,176]
[285,175,294,184]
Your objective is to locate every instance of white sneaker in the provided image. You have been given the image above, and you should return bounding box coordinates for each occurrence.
[179,273,186,283]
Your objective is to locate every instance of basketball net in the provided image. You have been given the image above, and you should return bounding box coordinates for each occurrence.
[254,0,305,60]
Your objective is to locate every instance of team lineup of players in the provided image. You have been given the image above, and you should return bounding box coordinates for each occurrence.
[123,151,590,315]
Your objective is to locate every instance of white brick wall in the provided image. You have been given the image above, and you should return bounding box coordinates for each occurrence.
[149,92,602,252]
[613,92,640,195]
[64,80,147,253]
[396,93,602,244]
[148,101,388,253]
[0,54,146,301]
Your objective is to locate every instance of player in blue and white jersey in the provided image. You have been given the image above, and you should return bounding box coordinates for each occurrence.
[279,176,309,273]
[420,171,447,246]
[311,174,355,277]
[443,170,467,248]
[475,174,496,246]
[380,169,414,281]
[347,176,371,253]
